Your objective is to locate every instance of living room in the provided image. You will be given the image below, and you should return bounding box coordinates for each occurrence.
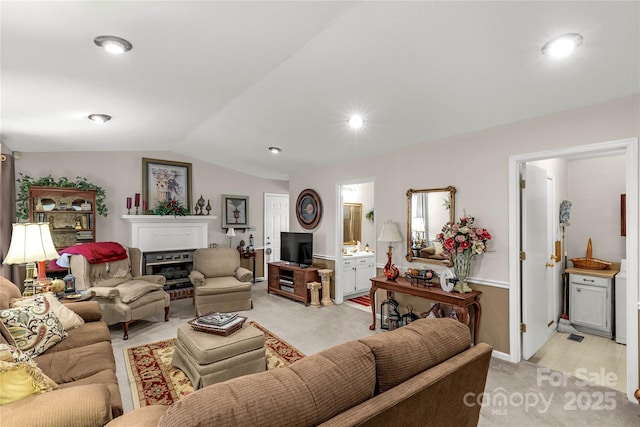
[1,1,639,425]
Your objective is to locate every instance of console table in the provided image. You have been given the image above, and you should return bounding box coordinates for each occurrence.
[369,276,482,345]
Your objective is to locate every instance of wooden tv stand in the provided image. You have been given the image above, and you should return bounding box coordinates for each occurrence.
[267,262,319,306]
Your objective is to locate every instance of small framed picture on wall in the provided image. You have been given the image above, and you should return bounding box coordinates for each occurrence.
[222,194,249,228]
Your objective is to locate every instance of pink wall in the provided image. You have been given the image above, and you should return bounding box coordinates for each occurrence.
[289,94,639,283]
[15,151,288,248]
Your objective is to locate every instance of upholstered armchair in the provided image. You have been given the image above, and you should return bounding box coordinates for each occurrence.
[70,247,169,339]
[189,248,253,316]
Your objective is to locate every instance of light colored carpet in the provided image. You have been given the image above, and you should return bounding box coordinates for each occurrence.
[110,281,639,424]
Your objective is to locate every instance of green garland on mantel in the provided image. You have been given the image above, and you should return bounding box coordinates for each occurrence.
[16,173,108,220]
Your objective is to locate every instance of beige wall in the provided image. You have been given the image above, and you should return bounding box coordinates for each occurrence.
[292,94,639,354]
[14,151,288,249]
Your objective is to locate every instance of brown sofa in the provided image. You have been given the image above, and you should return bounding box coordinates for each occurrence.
[108,318,493,427]
[0,277,122,427]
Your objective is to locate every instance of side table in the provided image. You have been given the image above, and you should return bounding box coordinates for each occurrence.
[369,276,482,345]
[240,251,257,283]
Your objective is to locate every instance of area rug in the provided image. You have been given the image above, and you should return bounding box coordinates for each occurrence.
[345,295,371,312]
[124,321,305,408]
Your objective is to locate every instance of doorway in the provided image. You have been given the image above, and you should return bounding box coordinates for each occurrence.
[263,193,289,277]
[509,138,638,402]
[335,177,375,305]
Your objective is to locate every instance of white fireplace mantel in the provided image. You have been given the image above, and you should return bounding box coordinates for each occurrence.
[121,215,217,252]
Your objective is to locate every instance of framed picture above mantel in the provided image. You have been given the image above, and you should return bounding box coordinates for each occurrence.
[142,158,192,214]
[222,194,249,229]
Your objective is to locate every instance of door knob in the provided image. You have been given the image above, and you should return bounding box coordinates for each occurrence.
[545,262,555,268]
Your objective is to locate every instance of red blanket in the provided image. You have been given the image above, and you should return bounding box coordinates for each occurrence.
[55,242,128,265]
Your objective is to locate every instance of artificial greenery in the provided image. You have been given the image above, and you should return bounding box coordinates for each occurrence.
[365,210,374,221]
[16,173,108,220]
[154,199,190,216]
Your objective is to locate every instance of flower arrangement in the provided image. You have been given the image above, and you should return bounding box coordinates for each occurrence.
[154,199,190,216]
[437,216,492,256]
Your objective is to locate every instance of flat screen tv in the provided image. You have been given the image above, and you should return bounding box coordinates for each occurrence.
[280,232,313,267]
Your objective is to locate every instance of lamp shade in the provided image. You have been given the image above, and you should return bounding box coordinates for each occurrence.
[3,223,59,265]
[226,228,236,237]
[378,220,403,243]
[412,217,426,232]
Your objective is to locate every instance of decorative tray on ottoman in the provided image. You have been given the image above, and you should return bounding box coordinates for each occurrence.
[188,315,247,336]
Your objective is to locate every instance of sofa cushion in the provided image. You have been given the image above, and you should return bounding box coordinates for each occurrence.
[35,340,116,384]
[59,369,123,417]
[116,281,164,303]
[0,296,67,358]
[193,248,241,278]
[359,318,470,393]
[196,277,252,296]
[287,341,377,422]
[13,293,84,331]
[44,321,111,354]
[0,359,58,404]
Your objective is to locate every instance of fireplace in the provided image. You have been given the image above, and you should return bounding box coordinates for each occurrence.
[121,215,216,300]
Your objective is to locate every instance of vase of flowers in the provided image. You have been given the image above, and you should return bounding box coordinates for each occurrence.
[154,199,190,216]
[437,216,491,293]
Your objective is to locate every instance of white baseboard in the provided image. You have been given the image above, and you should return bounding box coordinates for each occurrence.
[490,349,511,362]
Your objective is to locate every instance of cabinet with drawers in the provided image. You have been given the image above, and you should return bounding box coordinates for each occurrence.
[569,273,612,338]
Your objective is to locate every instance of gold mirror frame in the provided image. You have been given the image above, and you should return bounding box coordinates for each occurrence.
[343,203,363,245]
[406,186,456,267]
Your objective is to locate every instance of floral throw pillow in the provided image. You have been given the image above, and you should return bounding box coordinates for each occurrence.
[0,296,67,358]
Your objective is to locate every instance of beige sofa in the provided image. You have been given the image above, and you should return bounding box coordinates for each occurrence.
[0,277,122,427]
[189,248,253,316]
[108,318,493,427]
[70,247,170,339]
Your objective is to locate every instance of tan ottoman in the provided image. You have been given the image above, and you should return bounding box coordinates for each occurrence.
[172,322,266,389]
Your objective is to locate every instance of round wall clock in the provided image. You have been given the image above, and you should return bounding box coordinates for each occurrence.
[296,189,322,229]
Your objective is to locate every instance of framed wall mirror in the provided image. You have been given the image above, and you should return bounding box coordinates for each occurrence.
[406,186,456,267]
[343,203,363,245]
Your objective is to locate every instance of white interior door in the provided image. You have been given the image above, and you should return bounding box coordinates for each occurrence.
[522,163,555,360]
[264,193,289,274]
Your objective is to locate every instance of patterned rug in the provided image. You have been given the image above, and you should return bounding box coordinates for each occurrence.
[124,321,305,408]
[345,295,371,312]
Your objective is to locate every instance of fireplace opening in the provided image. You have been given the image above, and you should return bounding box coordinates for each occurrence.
[143,249,194,300]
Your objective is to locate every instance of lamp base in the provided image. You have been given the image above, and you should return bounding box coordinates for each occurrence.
[383,249,399,281]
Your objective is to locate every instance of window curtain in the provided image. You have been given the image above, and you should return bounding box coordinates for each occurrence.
[1,153,20,283]
[413,193,429,243]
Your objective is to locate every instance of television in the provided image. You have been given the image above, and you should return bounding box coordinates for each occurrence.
[280,232,313,267]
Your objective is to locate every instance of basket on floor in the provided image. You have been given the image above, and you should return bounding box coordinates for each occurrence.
[570,238,611,270]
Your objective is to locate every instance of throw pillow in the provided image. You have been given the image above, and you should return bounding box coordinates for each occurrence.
[0,296,67,358]
[0,343,31,363]
[12,293,84,331]
[0,359,58,405]
[116,281,163,303]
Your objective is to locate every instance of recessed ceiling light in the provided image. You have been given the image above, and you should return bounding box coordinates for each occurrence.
[88,114,112,124]
[268,146,282,153]
[347,114,364,130]
[94,35,133,54]
[542,33,583,59]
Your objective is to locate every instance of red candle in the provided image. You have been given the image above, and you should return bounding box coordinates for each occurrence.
[126,197,132,209]
[134,193,140,207]
[142,200,147,212]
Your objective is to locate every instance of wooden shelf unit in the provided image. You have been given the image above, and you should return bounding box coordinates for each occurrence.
[29,186,97,250]
[267,261,319,306]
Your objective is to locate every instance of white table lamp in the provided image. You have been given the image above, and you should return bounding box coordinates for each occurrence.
[3,223,60,289]
[226,227,236,248]
[378,220,403,280]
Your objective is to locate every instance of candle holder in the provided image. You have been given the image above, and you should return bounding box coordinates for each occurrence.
[126,197,132,215]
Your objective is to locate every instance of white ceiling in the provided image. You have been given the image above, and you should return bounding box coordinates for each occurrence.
[2,1,639,180]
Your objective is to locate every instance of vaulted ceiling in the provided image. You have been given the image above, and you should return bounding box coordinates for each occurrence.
[2,1,638,180]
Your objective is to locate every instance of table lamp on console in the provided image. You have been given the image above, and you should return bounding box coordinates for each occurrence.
[378,219,403,281]
[3,223,60,295]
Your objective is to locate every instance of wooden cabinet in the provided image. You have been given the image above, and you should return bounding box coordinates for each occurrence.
[29,186,97,250]
[569,273,612,338]
[267,261,319,306]
[342,254,375,296]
